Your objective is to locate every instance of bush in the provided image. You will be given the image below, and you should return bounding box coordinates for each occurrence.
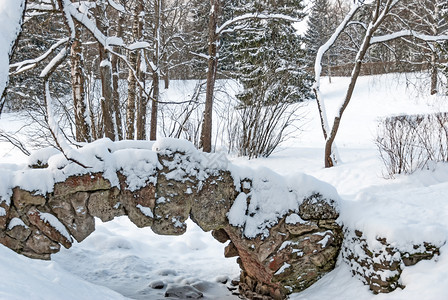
[230,101,304,159]
[376,113,448,177]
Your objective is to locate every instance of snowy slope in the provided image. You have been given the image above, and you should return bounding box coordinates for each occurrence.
[1,73,448,299]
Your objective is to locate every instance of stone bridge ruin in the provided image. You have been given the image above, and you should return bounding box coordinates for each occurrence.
[0,139,439,299]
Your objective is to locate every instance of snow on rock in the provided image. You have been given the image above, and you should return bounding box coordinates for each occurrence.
[274,262,291,275]
[227,165,341,239]
[153,137,197,155]
[0,137,345,299]
[27,147,61,168]
[6,217,27,230]
[136,204,153,218]
[342,228,441,294]
[285,213,306,225]
[39,212,73,243]
[227,192,248,228]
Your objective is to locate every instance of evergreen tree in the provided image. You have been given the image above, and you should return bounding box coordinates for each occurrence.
[304,0,335,72]
[224,0,313,106]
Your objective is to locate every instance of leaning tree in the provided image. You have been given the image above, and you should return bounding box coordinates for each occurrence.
[313,0,448,168]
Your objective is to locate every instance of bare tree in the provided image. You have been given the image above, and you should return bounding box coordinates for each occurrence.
[70,20,91,142]
[314,0,448,168]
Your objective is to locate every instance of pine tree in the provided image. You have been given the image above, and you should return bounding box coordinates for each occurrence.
[224,0,313,106]
[304,0,334,73]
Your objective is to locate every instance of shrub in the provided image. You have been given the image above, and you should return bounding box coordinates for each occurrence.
[376,113,448,177]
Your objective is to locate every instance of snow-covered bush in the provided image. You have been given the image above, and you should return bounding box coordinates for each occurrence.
[376,113,448,177]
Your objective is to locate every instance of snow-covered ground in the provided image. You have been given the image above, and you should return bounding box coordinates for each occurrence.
[1,73,448,299]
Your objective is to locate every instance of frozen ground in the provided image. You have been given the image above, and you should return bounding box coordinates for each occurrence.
[1,74,448,299]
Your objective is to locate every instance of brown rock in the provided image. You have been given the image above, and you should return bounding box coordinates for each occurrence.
[342,230,438,294]
[21,250,51,260]
[211,228,230,243]
[119,173,155,228]
[49,192,95,242]
[27,207,72,248]
[0,231,23,252]
[5,218,31,241]
[88,188,124,222]
[0,201,9,230]
[285,222,319,236]
[25,229,60,255]
[53,173,111,197]
[12,188,46,212]
[190,172,235,232]
[225,242,239,258]
[151,154,193,235]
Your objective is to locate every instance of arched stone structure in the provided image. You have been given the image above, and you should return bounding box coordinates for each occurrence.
[0,138,438,299]
[0,139,343,299]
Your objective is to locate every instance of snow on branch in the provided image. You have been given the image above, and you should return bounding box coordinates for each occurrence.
[44,80,90,168]
[371,30,448,44]
[63,0,124,48]
[39,47,68,78]
[10,38,69,75]
[107,0,125,13]
[216,13,301,35]
[313,3,361,138]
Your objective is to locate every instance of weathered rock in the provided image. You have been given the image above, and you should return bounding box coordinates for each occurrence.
[0,231,23,252]
[49,192,95,242]
[27,207,72,248]
[5,218,31,241]
[164,284,203,299]
[401,243,440,266]
[285,221,319,236]
[224,208,343,300]
[88,188,124,222]
[211,228,230,243]
[24,229,60,258]
[53,173,111,197]
[342,229,440,294]
[224,242,239,258]
[0,147,352,300]
[0,201,9,230]
[190,172,236,232]
[299,193,339,220]
[21,250,51,260]
[151,153,194,235]
[119,174,155,228]
[12,188,46,212]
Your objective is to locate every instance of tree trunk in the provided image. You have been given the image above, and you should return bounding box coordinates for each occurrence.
[200,0,220,153]
[70,21,91,142]
[111,14,125,140]
[150,73,159,140]
[95,5,116,141]
[150,0,161,141]
[430,51,438,95]
[126,1,143,140]
[137,66,148,140]
[324,0,392,167]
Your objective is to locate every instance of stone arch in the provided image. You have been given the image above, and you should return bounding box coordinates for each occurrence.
[0,140,343,299]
